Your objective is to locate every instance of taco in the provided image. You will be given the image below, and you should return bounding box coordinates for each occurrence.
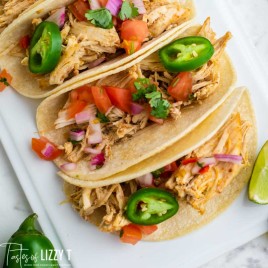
[35,18,235,183]
[0,0,41,33]
[63,88,257,243]
[0,0,195,98]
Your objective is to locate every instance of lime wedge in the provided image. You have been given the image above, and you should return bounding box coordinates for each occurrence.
[249,141,268,204]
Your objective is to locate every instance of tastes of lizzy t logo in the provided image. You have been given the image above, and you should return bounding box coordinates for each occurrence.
[0,243,71,267]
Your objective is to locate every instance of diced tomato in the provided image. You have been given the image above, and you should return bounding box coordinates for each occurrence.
[67,100,87,119]
[164,161,178,172]
[120,224,142,245]
[99,0,108,6]
[73,85,94,103]
[126,78,137,93]
[91,86,112,114]
[0,69,12,92]
[136,225,158,235]
[199,165,210,174]
[19,35,30,49]
[168,72,193,101]
[68,0,90,21]
[32,137,62,161]
[121,20,149,42]
[121,40,142,55]
[104,86,132,113]
[181,157,198,165]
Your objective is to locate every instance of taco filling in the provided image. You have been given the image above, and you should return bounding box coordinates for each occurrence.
[38,19,232,171]
[0,0,37,32]
[14,0,192,89]
[65,112,250,244]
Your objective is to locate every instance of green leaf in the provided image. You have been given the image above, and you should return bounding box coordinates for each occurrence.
[150,99,170,119]
[0,77,9,86]
[132,78,157,101]
[96,110,110,123]
[85,8,113,29]
[118,1,139,20]
[152,168,164,178]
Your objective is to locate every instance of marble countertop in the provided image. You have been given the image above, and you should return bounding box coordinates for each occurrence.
[0,0,268,267]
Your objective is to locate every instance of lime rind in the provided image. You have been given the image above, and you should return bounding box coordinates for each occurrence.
[249,140,268,204]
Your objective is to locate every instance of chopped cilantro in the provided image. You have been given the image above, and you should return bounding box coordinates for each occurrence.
[152,168,164,178]
[85,8,113,29]
[96,110,110,123]
[197,162,203,168]
[132,78,157,101]
[132,78,170,119]
[118,1,139,20]
[0,77,9,86]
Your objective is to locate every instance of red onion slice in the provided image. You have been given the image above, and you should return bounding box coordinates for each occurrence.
[130,102,144,115]
[106,0,122,16]
[60,162,77,171]
[41,143,54,158]
[91,153,105,166]
[70,129,85,141]
[198,157,216,167]
[75,106,96,124]
[46,7,66,28]
[214,154,243,164]
[131,0,146,14]
[191,164,201,175]
[136,173,154,187]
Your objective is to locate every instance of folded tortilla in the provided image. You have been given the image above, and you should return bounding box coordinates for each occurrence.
[0,0,43,33]
[0,0,195,98]
[36,20,236,182]
[63,88,257,240]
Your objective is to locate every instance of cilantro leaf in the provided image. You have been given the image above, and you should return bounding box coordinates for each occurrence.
[118,1,139,20]
[152,168,164,178]
[132,78,156,101]
[150,99,170,119]
[0,77,9,86]
[96,110,110,123]
[85,8,113,29]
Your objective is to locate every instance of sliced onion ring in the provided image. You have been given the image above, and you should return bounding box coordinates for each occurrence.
[214,154,243,164]
[46,7,66,28]
[106,0,123,16]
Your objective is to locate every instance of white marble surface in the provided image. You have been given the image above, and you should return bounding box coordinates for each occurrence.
[0,0,268,267]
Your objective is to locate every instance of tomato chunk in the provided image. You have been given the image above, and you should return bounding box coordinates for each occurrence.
[19,35,30,49]
[32,137,62,161]
[121,20,149,42]
[91,86,112,114]
[120,224,142,245]
[104,86,132,113]
[199,165,210,174]
[181,157,197,165]
[73,85,94,103]
[168,72,193,101]
[136,225,158,235]
[0,69,12,92]
[68,100,87,119]
[121,40,142,55]
[69,0,90,21]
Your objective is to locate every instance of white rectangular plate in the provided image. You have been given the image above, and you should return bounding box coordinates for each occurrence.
[0,1,268,267]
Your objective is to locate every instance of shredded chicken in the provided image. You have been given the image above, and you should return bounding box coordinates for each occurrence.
[143,0,191,37]
[166,114,250,213]
[0,0,36,32]
[68,181,138,232]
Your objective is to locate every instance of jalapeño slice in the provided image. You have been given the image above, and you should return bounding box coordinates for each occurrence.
[125,188,179,225]
[29,21,62,74]
[159,36,214,72]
